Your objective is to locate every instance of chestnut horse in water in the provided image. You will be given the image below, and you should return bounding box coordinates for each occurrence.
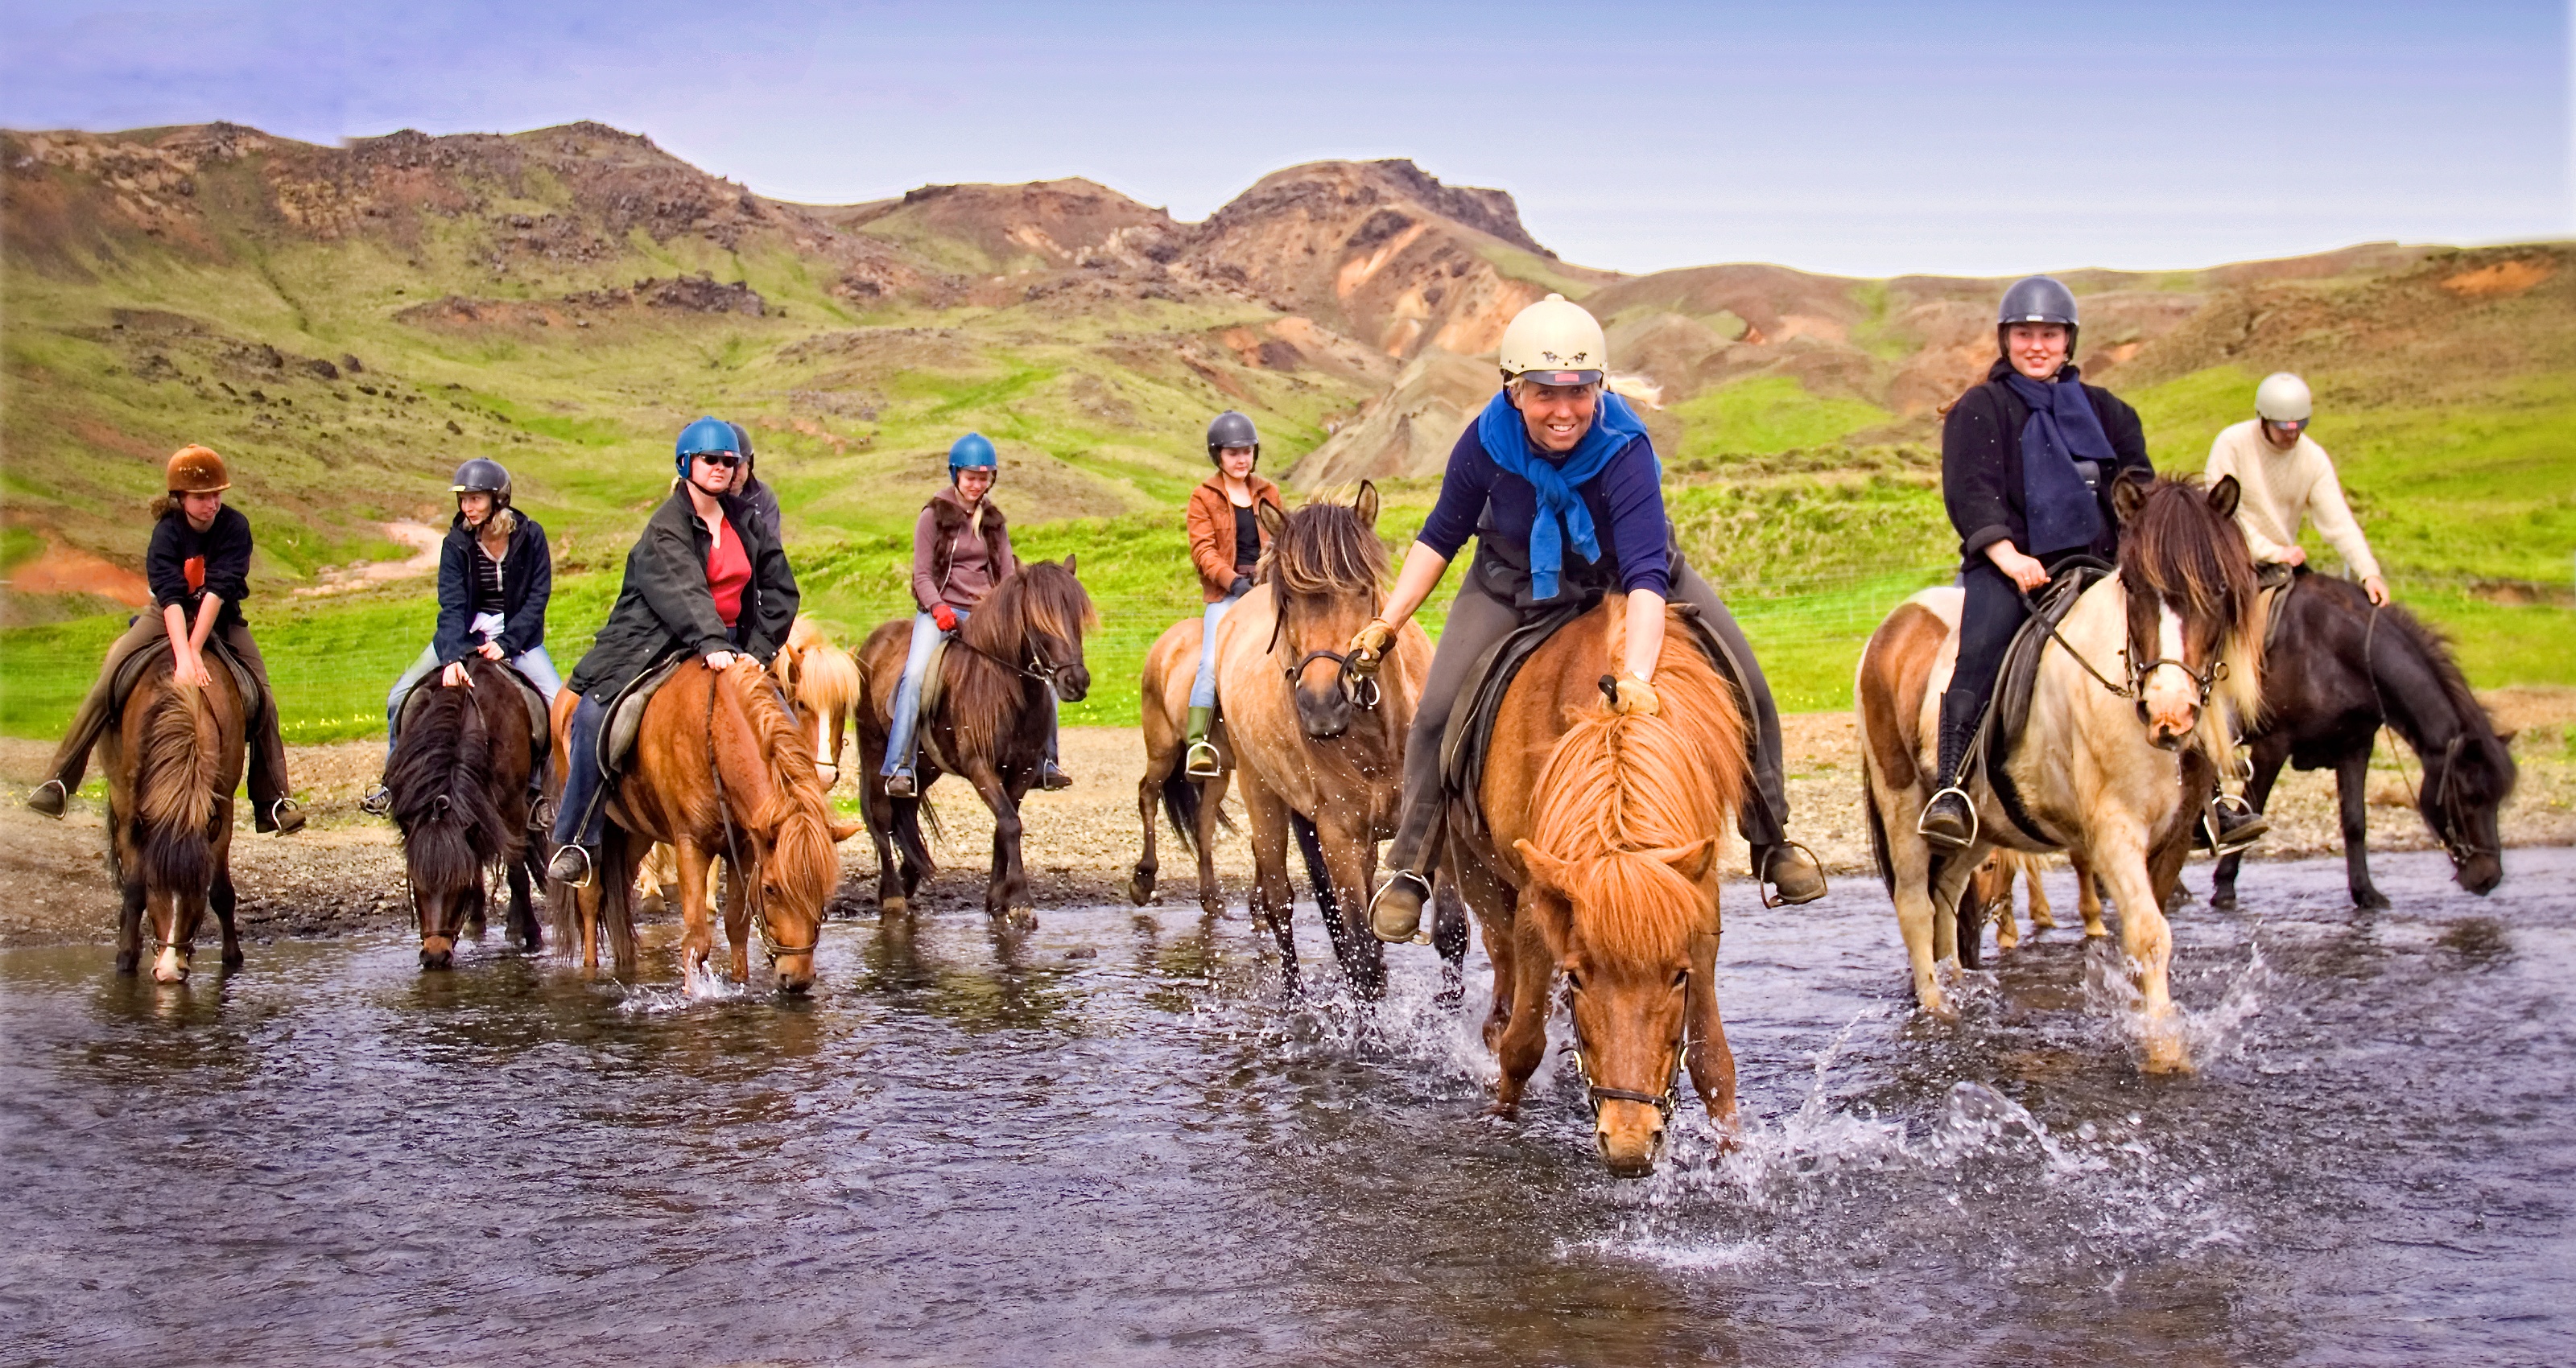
[1857,476,2260,1070]
[1446,595,1749,1177]
[105,653,247,983]
[386,656,543,969]
[547,659,858,992]
[856,558,1096,928]
[771,616,865,789]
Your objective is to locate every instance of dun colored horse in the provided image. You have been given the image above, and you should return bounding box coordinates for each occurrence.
[547,659,858,991]
[105,653,247,983]
[386,656,544,969]
[1966,849,2103,950]
[2212,573,2516,910]
[1858,476,2260,1070]
[772,616,865,788]
[1201,484,1447,996]
[1129,615,1240,916]
[1446,595,1749,1177]
[857,558,1096,927]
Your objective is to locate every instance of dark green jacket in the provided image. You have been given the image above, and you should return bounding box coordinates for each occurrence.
[566,484,799,702]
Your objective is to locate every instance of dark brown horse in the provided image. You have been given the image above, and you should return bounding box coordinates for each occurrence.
[1445,595,1750,1176]
[2213,573,2516,909]
[857,558,1096,928]
[103,653,246,983]
[547,659,859,992]
[386,656,544,970]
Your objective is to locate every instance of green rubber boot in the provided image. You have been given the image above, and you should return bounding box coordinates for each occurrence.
[1183,705,1222,780]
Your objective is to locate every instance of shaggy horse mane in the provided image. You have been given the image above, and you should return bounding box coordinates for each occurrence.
[2345,587,2517,805]
[1261,500,1389,600]
[1525,606,1749,964]
[386,659,516,898]
[951,559,1096,729]
[723,661,837,917]
[134,660,220,893]
[2118,475,2264,744]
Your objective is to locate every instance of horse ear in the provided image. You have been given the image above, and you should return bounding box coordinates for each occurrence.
[1514,839,1574,896]
[1257,499,1288,541]
[2206,473,2242,520]
[2111,471,2152,525]
[1062,552,1078,575]
[2496,728,2518,747]
[828,815,864,843]
[1353,480,1379,530]
[1646,837,1719,884]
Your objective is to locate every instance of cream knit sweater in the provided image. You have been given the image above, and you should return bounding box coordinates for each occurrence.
[2202,419,2381,580]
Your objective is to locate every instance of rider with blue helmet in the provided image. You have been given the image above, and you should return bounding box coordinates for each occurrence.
[545,416,801,884]
[882,433,1071,797]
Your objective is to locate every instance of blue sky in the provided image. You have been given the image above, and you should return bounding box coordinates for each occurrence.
[5,0,2568,277]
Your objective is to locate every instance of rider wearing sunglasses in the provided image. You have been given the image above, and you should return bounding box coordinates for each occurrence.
[545,416,801,884]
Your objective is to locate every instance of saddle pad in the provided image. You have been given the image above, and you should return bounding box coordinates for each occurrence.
[916,635,952,721]
[1979,562,2112,773]
[110,631,262,724]
[1439,595,1740,842]
[601,653,689,781]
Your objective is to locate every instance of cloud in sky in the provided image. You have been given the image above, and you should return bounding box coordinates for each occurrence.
[4,0,2567,276]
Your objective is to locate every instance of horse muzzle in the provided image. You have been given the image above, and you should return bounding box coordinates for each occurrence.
[1594,1104,1669,1180]
[419,936,456,971]
[1051,665,1091,704]
[1294,685,1352,740]
[2457,850,2504,896]
[774,957,815,995]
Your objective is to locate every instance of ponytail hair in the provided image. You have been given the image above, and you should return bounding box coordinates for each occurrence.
[148,492,181,521]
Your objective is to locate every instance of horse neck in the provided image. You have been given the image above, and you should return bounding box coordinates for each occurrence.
[708,678,782,822]
[2364,618,2490,764]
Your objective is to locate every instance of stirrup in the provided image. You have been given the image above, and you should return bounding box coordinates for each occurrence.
[1040,760,1073,792]
[1368,869,1433,943]
[549,843,597,889]
[26,778,68,817]
[1917,785,1979,850]
[262,797,305,835]
[1183,740,1222,780]
[1759,840,1829,909]
[2203,794,2268,858]
[885,768,918,799]
[359,784,392,817]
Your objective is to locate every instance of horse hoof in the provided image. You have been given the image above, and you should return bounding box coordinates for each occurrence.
[1002,906,1038,931]
[2355,888,2392,911]
[1125,876,1153,906]
[1483,1100,1520,1121]
[880,896,907,917]
[221,950,244,970]
[2140,1039,2194,1075]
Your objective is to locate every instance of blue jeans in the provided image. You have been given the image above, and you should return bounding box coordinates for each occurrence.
[882,609,1060,777]
[552,693,609,848]
[1189,587,1245,710]
[385,641,562,764]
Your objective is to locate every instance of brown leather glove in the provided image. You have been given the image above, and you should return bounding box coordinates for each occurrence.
[1608,673,1661,717]
[1347,618,1394,670]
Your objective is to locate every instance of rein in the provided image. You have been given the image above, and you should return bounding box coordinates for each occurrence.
[2361,605,2494,866]
[952,630,1060,687]
[2017,578,2230,712]
[1265,589,1382,710]
[704,672,817,961]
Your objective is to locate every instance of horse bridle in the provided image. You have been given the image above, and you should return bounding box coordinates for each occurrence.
[955,632,1064,690]
[1563,975,1688,1125]
[703,675,819,961]
[2017,580,2230,718]
[1264,592,1382,710]
[2362,605,2496,867]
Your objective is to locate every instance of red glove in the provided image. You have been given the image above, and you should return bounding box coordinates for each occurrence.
[931,604,959,632]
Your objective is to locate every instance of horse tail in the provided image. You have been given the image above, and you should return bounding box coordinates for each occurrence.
[1158,771,1212,855]
[1860,766,1896,896]
[892,798,939,878]
[134,670,217,895]
[600,830,640,968]
[1290,810,1335,919]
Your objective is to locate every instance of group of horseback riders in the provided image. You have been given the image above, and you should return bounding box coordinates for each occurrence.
[27,279,2389,924]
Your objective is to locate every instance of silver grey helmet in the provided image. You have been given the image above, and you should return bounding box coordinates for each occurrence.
[1996,275,2080,356]
[1206,410,1260,464]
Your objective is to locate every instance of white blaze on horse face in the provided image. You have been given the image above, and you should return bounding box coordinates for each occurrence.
[2141,600,2198,743]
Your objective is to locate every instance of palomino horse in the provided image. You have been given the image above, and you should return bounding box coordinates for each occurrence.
[856,558,1096,928]
[1445,595,1749,1176]
[772,615,865,788]
[1204,484,1441,996]
[2212,572,2515,910]
[105,652,247,983]
[1129,615,1239,916]
[1857,476,2260,1069]
[547,659,859,992]
[1966,849,2104,951]
[386,656,544,969]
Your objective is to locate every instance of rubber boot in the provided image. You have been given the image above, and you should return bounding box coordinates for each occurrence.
[1918,688,1982,850]
[1757,843,1828,905]
[2198,790,2271,855]
[255,797,305,836]
[1183,706,1221,780]
[1368,789,1444,942]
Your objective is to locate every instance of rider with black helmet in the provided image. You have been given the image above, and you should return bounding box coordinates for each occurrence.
[1919,276,2265,853]
[1179,410,1285,779]
[361,458,559,814]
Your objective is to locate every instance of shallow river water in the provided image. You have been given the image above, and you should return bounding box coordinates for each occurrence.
[6,847,2574,1366]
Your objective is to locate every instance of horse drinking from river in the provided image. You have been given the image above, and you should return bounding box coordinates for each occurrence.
[857,558,1096,929]
[386,655,543,969]
[547,659,857,992]
[1858,475,2260,1070]
[1445,594,1749,1177]
[2211,571,2515,910]
[105,653,247,983]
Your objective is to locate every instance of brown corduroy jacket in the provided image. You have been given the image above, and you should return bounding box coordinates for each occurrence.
[1184,472,1285,603]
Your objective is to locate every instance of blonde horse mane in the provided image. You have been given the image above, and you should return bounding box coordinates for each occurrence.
[2118,476,2264,756]
[1524,606,1749,962]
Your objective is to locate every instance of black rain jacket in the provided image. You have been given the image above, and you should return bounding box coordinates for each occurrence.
[1940,358,2153,570]
[146,505,254,629]
[564,484,799,703]
[433,513,553,665]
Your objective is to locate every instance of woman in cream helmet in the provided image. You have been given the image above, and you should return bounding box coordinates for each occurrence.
[1353,294,1826,939]
[2204,372,2388,604]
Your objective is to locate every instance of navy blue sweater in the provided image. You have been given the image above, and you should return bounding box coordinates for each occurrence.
[1417,421,1672,602]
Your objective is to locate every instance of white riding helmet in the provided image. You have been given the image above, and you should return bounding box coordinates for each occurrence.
[1497,294,1607,386]
[2255,372,2314,423]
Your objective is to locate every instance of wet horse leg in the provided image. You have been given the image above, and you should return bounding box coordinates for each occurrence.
[506,855,540,951]
[116,876,147,976]
[1239,776,1299,987]
[1489,909,1558,1118]
[1194,769,1228,917]
[1430,877,1470,1008]
[1449,843,1518,1049]
[720,852,752,983]
[213,866,242,970]
[2211,740,2288,909]
[964,760,1034,927]
[1128,743,1164,906]
[1682,926,1739,1137]
[2337,748,2389,909]
[673,836,720,984]
[2097,826,2188,1072]
[1314,807,1384,999]
[2024,853,2057,930]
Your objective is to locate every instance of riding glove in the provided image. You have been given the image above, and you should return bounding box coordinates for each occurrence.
[931,604,959,632]
[1609,674,1661,717]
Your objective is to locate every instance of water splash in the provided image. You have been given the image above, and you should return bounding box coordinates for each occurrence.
[2083,939,2273,1065]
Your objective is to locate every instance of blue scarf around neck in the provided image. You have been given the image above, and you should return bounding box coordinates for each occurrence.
[2000,365,2111,555]
[1472,387,1653,600]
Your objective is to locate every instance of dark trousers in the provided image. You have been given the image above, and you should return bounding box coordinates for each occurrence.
[45,614,291,809]
[552,693,609,847]
[1950,558,2031,716]
[1387,562,1791,874]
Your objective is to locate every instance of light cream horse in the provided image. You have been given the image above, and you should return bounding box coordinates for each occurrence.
[639,615,861,916]
[1857,476,2260,1069]
[1967,849,2105,950]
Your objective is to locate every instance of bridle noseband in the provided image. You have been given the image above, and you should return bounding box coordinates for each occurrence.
[1564,975,1687,1126]
[2362,604,2496,867]
[1265,592,1382,711]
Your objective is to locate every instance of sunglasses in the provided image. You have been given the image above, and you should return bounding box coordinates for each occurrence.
[696,453,743,468]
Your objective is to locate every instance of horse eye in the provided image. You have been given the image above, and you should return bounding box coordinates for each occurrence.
[1671,967,1690,989]
[1563,969,1583,992]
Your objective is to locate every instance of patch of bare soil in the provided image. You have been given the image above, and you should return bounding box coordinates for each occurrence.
[4,694,2569,951]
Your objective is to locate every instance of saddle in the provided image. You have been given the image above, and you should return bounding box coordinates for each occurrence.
[1960,559,2113,844]
[1438,592,1744,841]
[109,631,262,724]
[905,635,963,775]
[2257,561,2297,652]
[394,660,552,768]
[601,653,690,781]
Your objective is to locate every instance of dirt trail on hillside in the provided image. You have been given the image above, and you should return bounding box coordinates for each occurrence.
[292,520,443,597]
[2,696,2570,950]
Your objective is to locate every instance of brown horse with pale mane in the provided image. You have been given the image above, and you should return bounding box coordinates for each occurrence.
[1445,594,1749,1178]
[105,653,248,983]
[771,615,864,788]
[1856,475,2259,1070]
[547,659,859,991]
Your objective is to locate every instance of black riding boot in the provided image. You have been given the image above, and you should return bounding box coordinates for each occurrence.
[1918,687,1983,850]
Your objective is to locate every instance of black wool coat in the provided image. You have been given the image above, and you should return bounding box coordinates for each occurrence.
[1941,358,2153,570]
[565,484,799,703]
[146,505,254,628]
[432,513,552,665]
